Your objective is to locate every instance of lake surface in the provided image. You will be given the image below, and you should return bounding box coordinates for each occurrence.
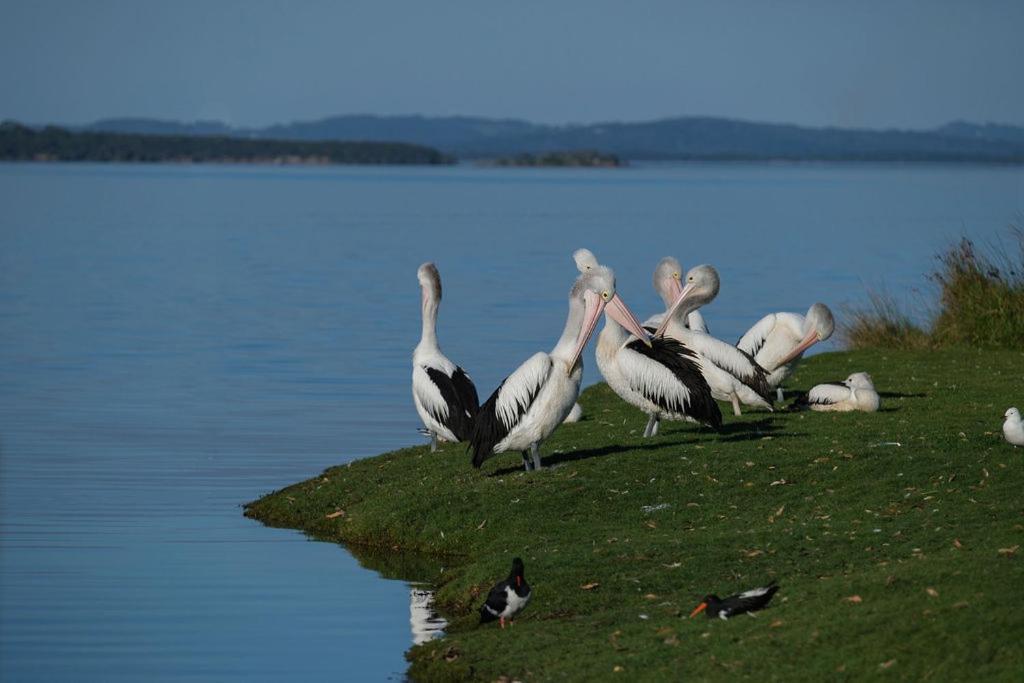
[1,161,1021,680]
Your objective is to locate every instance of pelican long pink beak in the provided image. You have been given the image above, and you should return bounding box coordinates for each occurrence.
[774,328,820,368]
[653,280,696,338]
[606,293,652,345]
[567,290,607,375]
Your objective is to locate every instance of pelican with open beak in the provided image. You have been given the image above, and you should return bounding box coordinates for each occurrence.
[470,263,648,471]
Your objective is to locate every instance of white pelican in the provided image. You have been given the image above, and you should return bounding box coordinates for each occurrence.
[642,256,708,334]
[736,303,835,401]
[791,372,879,412]
[471,266,650,471]
[412,263,480,452]
[652,262,774,416]
[1004,407,1024,446]
[596,282,722,438]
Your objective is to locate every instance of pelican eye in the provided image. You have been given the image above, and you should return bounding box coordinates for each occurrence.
[601,291,610,301]
[673,272,680,279]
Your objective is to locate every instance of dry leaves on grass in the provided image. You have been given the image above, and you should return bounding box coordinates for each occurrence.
[843,595,863,604]
[925,587,939,597]
[997,545,1020,557]
[581,582,600,591]
[325,509,345,519]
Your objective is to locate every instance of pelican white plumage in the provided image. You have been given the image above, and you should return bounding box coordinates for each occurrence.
[736,304,835,401]
[642,257,708,333]
[1004,407,1024,446]
[791,372,879,412]
[596,278,722,438]
[470,266,650,471]
[652,262,774,416]
[412,263,480,452]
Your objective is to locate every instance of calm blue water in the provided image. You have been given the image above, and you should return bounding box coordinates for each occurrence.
[1,161,1021,680]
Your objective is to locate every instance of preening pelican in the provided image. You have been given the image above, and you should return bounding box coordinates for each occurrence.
[1004,407,1024,446]
[652,262,774,416]
[596,285,722,438]
[470,266,649,471]
[791,372,879,412]
[736,303,835,401]
[412,263,480,451]
[642,257,708,333]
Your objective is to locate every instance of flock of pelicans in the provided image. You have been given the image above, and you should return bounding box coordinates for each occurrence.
[413,248,882,473]
[411,249,1024,627]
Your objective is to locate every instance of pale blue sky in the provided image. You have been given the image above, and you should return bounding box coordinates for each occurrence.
[3,0,1022,129]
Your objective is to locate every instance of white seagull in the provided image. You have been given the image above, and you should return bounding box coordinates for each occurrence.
[736,304,835,401]
[412,263,480,452]
[1004,407,1024,446]
[791,372,879,412]
[652,261,774,416]
[470,265,650,471]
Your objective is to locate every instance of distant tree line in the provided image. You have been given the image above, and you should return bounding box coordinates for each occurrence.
[489,150,623,167]
[0,122,453,166]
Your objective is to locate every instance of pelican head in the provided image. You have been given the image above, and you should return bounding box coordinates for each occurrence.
[568,265,650,374]
[653,256,683,308]
[573,248,599,274]
[843,372,874,390]
[1006,407,1021,421]
[775,303,835,367]
[417,262,442,310]
[653,264,720,337]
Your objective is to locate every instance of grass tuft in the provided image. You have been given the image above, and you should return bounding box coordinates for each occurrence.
[844,228,1024,350]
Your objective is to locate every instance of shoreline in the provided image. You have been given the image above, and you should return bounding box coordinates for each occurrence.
[244,348,1024,680]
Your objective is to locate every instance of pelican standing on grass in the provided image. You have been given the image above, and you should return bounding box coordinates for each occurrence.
[470,266,650,471]
[412,263,480,452]
[652,261,774,416]
[737,303,835,401]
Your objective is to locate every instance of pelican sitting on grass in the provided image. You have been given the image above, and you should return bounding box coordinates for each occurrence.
[470,265,650,471]
[412,263,480,451]
[791,372,879,412]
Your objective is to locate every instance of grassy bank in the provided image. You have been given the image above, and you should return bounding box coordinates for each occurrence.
[245,349,1024,680]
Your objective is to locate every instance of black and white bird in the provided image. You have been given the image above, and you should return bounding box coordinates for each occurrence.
[594,270,722,438]
[1003,407,1024,446]
[470,265,650,471]
[790,372,879,412]
[412,263,480,452]
[479,557,532,628]
[737,303,835,401]
[652,262,774,416]
[689,582,779,620]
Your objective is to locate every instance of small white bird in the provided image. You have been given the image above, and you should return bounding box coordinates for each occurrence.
[1004,407,1024,446]
[792,372,879,412]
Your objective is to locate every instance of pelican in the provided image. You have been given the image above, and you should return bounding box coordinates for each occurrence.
[1004,407,1024,446]
[736,304,835,401]
[412,263,480,452]
[652,261,774,416]
[596,283,722,438]
[791,372,879,412]
[470,266,650,471]
[642,256,708,334]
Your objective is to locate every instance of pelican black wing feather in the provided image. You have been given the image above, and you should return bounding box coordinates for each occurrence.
[424,366,479,441]
[626,336,722,430]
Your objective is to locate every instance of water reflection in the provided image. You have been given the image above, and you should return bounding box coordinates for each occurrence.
[409,587,447,645]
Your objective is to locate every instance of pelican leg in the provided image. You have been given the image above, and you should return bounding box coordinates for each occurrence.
[530,442,543,470]
[521,451,532,471]
[731,394,742,417]
[430,432,438,453]
[651,417,660,436]
[643,414,658,438]
[776,387,785,403]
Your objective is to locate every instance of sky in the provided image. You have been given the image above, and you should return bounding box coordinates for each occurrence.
[2,0,1023,130]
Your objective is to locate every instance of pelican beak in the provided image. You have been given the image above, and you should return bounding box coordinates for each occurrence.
[568,290,606,375]
[606,294,652,346]
[774,328,820,368]
[689,602,707,618]
[653,281,697,338]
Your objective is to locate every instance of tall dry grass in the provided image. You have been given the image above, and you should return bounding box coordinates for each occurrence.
[843,228,1024,350]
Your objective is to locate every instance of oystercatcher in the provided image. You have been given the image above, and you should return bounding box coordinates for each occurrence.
[689,582,779,620]
[479,557,531,628]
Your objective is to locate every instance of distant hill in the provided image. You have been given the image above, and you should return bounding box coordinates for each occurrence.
[64,114,1024,162]
[0,122,452,166]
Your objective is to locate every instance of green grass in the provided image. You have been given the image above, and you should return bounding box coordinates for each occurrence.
[245,349,1024,681]
[844,231,1024,350]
